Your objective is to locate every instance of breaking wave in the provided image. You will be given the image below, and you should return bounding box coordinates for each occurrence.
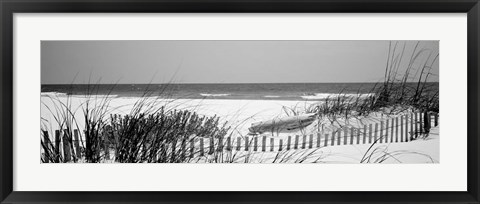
[200,93,231,97]
[300,93,375,100]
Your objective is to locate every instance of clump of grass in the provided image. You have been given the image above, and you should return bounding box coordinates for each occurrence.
[109,108,230,163]
[305,41,438,123]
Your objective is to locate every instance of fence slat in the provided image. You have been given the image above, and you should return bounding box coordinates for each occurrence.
[350,127,355,145]
[368,124,373,143]
[262,136,266,152]
[73,129,81,159]
[302,135,307,149]
[62,130,72,162]
[236,137,241,151]
[337,130,341,145]
[410,113,414,141]
[363,125,367,144]
[395,117,399,142]
[414,112,418,137]
[279,139,283,151]
[405,114,409,142]
[356,128,360,144]
[209,138,214,154]
[374,123,378,143]
[385,120,389,143]
[419,112,424,135]
[254,137,258,151]
[400,115,404,142]
[379,121,384,143]
[190,139,195,158]
[331,131,335,146]
[390,118,395,142]
[245,137,249,151]
[226,137,231,151]
[217,137,224,152]
[294,135,299,149]
[309,134,313,148]
[317,133,321,147]
[42,131,50,163]
[181,139,186,158]
[199,138,204,156]
[434,113,439,126]
[343,128,348,145]
[323,134,328,147]
[287,136,291,150]
[270,138,274,152]
[55,130,61,163]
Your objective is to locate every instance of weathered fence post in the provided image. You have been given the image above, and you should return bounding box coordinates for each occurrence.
[217,137,224,152]
[104,140,110,161]
[270,138,274,152]
[415,112,419,137]
[379,121,384,143]
[190,139,195,158]
[42,131,50,163]
[73,129,81,159]
[337,129,342,145]
[254,137,258,151]
[324,133,329,147]
[294,135,299,149]
[309,134,313,148]
[181,139,186,158]
[209,138,215,154]
[331,131,336,146]
[55,130,61,163]
[419,112,424,134]
[287,136,291,150]
[363,125,367,144]
[317,133,321,147]
[405,114,409,142]
[385,120,389,143]
[199,138,204,156]
[279,139,283,151]
[395,117,399,142]
[350,127,355,145]
[390,118,395,142]
[368,124,373,143]
[262,136,266,152]
[236,137,241,151]
[400,115,404,142]
[356,127,360,144]
[302,135,307,149]
[226,137,231,151]
[245,137,249,151]
[410,113,414,141]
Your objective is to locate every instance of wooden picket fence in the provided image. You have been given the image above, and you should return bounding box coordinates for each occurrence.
[42,112,438,162]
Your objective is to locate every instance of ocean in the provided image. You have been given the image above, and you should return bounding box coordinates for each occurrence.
[41,82,438,101]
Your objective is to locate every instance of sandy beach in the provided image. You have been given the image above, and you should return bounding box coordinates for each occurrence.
[41,93,439,164]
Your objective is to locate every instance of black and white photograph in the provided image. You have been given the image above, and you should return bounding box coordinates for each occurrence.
[40,40,439,163]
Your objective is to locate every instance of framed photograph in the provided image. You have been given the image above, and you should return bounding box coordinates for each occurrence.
[1,0,479,203]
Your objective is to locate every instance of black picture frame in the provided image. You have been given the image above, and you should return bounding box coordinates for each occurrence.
[1,0,479,203]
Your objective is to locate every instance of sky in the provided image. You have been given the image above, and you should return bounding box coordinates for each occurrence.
[41,40,439,84]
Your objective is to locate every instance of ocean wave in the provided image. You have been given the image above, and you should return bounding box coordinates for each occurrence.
[41,92,67,97]
[301,93,375,100]
[74,95,118,98]
[200,93,231,97]
[264,95,280,98]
